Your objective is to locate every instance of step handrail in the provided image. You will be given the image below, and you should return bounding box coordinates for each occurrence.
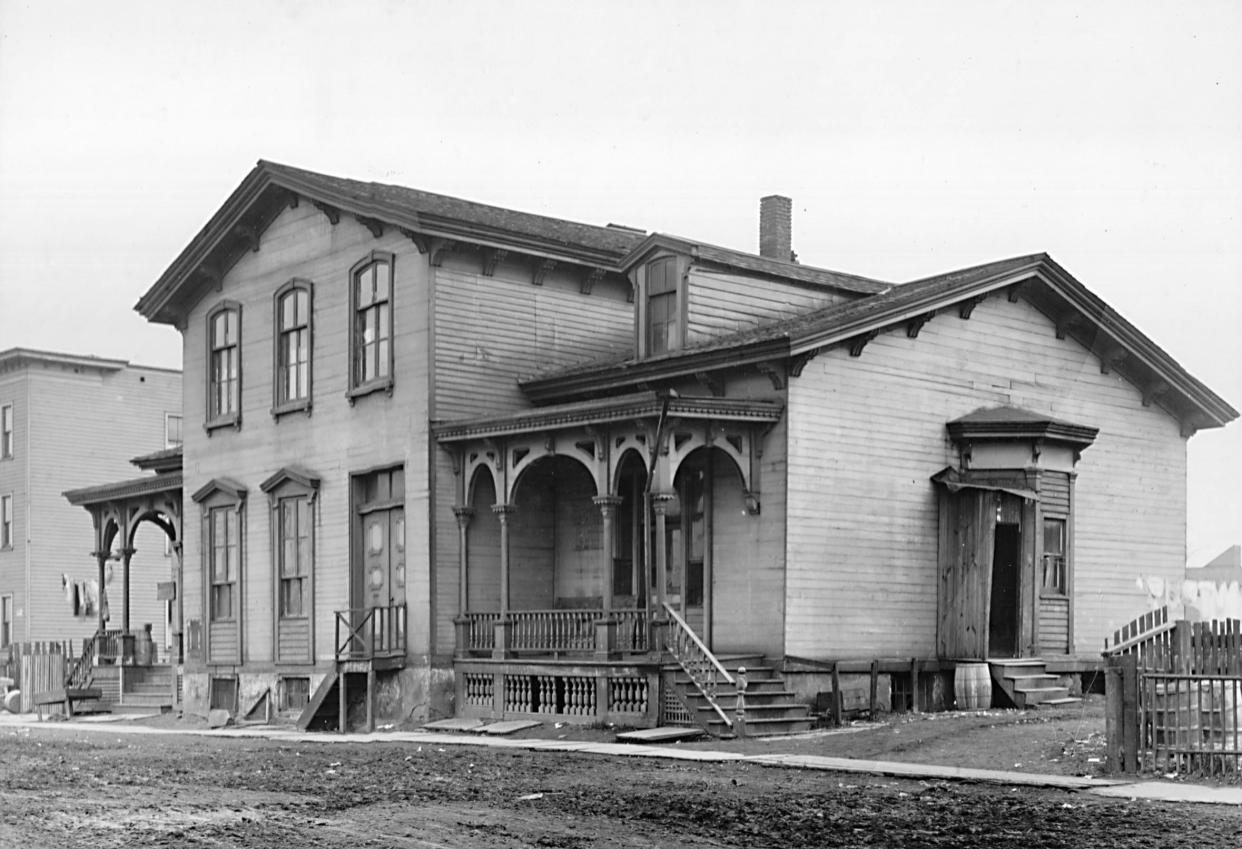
[661,603,734,730]
[64,633,98,689]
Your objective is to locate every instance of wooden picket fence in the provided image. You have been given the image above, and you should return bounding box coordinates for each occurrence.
[0,641,72,713]
[1103,609,1242,776]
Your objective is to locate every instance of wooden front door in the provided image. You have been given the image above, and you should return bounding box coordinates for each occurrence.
[361,507,405,610]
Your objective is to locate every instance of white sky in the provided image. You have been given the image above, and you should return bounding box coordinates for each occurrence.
[1,0,1239,566]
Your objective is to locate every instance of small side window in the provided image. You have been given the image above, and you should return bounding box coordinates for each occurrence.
[1041,518,1068,596]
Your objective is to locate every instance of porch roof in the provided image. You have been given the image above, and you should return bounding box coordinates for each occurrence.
[63,471,183,507]
[433,391,783,442]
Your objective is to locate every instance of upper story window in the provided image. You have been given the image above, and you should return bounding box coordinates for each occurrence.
[1,404,12,459]
[645,256,681,356]
[349,251,395,399]
[274,279,313,415]
[1,494,12,549]
[165,413,183,448]
[206,302,242,430]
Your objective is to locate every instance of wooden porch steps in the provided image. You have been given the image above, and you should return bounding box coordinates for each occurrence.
[674,656,816,738]
[988,659,1080,709]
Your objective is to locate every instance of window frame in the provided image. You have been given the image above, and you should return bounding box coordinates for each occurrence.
[1,494,12,550]
[1040,516,1069,598]
[207,505,240,622]
[205,301,243,432]
[1,403,12,459]
[272,278,314,417]
[1,594,12,648]
[641,255,686,358]
[347,251,396,401]
[192,477,247,666]
[275,494,312,619]
[165,412,183,448]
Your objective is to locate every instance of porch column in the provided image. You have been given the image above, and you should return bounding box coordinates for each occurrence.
[91,549,109,633]
[592,495,622,614]
[492,503,514,659]
[451,506,474,658]
[649,493,676,657]
[119,546,135,635]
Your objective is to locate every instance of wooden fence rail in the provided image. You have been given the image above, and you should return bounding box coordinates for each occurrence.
[1,642,73,714]
[1103,613,1242,776]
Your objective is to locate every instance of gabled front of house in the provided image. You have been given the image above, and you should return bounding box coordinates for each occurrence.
[123,162,1234,731]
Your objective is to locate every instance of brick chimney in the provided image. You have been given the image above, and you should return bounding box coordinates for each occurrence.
[759,195,793,261]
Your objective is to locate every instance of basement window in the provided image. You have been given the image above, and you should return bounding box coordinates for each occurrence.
[209,676,238,713]
[280,676,311,712]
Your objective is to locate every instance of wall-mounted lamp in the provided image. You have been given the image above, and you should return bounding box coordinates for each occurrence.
[743,492,761,516]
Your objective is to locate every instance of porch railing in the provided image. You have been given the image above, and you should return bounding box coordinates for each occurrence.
[662,602,733,730]
[65,633,99,689]
[335,603,407,662]
[458,608,649,655]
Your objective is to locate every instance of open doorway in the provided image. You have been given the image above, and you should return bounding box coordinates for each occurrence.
[988,522,1021,658]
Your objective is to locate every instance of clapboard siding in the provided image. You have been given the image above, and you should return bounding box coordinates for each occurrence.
[1039,598,1070,653]
[552,467,603,601]
[208,621,239,664]
[433,256,632,419]
[276,618,311,664]
[181,204,432,673]
[0,373,28,644]
[686,268,849,347]
[1042,474,1071,514]
[786,294,1186,659]
[8,364,178,648]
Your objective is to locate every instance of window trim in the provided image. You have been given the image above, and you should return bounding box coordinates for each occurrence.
[206,505,240,623]
[164,412,183,448]
[272,278,314,418]
[0,593,12,649]
[192,478,247,665]
[1040,515,1070,599]
[639,254,686,359]
[1,403,13,459]
[347,250,396,402]
[1,493,12,550]
[205,301,243,432]
[262,466,320,664]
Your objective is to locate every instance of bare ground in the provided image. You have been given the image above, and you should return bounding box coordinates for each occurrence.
[1,696,1238,848]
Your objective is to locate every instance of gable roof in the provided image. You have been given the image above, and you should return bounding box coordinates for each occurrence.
[135,160,891,327]
[521,253,1238,434]
[136,160,648,326]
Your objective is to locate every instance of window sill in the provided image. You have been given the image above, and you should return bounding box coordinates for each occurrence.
[347,378,394,405]
[1039,592,1070,601]
[272,400,312,420]
[205,413,241,434]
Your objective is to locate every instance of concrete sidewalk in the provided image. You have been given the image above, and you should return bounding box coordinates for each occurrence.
[3,711,1239,806]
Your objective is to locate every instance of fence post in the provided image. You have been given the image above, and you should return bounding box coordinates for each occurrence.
[1121,652,1139,773]
[1104,655,1123,772]
[1173,620,1192,674]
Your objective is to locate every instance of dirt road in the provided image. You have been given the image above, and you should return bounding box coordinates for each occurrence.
[2,722,1239,848]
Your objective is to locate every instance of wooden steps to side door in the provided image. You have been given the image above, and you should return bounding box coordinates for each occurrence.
[672,653,816,738]
[988,659,1080,709]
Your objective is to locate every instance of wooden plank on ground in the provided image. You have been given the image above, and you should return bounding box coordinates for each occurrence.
[422,718,485,732]
[477,719,542,736]
[616,727,705,744]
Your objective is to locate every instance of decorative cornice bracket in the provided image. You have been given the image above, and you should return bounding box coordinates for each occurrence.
[355,215,384,239]
[756,361,786,390]
[789,348,823,378]
[400,228,431,254]
[694,371,725,397]
[958,295,984,320]
[532,258,556,286]
[431,239,458,268]
[581,267,605,295]
[312,201,340,226]
[848,330,880,358]
[906,310,936,339]
[482,248,509,277]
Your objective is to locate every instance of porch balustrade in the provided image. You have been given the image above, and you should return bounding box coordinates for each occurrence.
[458,608,649,656]
[334,603,407,662]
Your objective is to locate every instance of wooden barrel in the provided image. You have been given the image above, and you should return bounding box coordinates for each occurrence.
[955,662,992,710]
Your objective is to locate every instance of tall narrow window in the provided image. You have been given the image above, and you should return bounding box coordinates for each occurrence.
[349,252,394,397]
[1042,518,1068,596]
[646,257,680,356]
[1,404,12,459]
[1,494,12,549]
[206,302,242,428]
[278,496,311,617]
[274,280,313,414]
[0,595,12,648]
[165,413,183,448]
[208,506,239,620]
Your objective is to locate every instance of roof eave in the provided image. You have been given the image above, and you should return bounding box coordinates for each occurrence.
[519,337,791,404]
